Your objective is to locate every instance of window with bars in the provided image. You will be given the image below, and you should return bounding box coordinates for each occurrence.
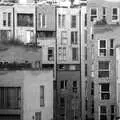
[98,61,109,78]
[100,83,110,100]
[112,8,119,22]
[71,15,76,28]
[98,40,107,56]
[71,31,78,44]
[0,87,21,109]
[90,8,97,22]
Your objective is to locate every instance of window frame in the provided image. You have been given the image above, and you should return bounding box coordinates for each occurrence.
[100,83,110,100]
[48,47,54,61]
[112,7,119,22]
[71,15,77,28]
[71,31,78,44]
[99,105,107,120]
[90,8,98,22]
[98,40,107,57]
[72,47,78,61]
[98,61,110,78]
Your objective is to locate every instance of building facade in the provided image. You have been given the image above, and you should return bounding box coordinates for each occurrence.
[87,0,120,120]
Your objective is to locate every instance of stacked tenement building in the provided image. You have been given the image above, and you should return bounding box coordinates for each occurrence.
[1,0,120,120]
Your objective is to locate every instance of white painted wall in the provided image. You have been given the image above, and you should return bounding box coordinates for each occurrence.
[23,70,53,120]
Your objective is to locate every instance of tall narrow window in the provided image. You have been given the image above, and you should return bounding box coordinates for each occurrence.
[39,13,46,28]
[91,81,94,95]
[40,85,44,106]
[60,80,67,89]
[98,40,107,56]
[61,31,67,45]
[112,8,119,22]
[71,15,76,28]
[90,8,97,22]
[3,12,7,26]
[85,14,87,26]
[8,13,11,26]
[111,105,115,120]
[100,106,107,120]
[73,81,77,93]
[100,83,110,100]
[58,14,65,28]
[60,97,65,107]
[48,47,54,61]
[72,48,78,61]
[103,7,106,20]
[85,64,87,76]
[98,61,109,78]
[71,31,78,44]
[110,39,114,56]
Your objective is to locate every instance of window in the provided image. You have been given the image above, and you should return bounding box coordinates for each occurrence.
[73,81,77,93]
[48,47,54,61]
[100,106,107,120]
[91,100,94,113]
[60,97,65,107]
[71,15,76,28]
[8,13,11,26]
[60,80,67,89]
[85,47,87,60]
[85,64,87,76]
[98,61,109,78]
[85,14,87,26]
[111,105,115,120]
[26,31,34,43]
[40,85,44,106]
[84,30,87,43]
[71,32,78,44]
[90,8,97,22]
[58,47,66,61]
[3,12,7,26]
[61,31,67,45]
[103,7,106,19]
[0,87,21,109]
[58,14,65,28]
[110,39,114,56]
[17,13,33,27]
[37,31,55,38]
[39,13,46,28]
[100,83,110,100]
[98,40,107,56]
[91,82,94,95]
[112,8,119,22]
[72,48,78,61]
[85,99,88,111]
[35,112,41,120]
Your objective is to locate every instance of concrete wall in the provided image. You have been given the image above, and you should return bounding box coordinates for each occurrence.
[23,70,53,120]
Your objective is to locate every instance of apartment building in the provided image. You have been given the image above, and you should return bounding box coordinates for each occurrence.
[37,4,56,68]
[55,4,87,120]
[87,0,120,120]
